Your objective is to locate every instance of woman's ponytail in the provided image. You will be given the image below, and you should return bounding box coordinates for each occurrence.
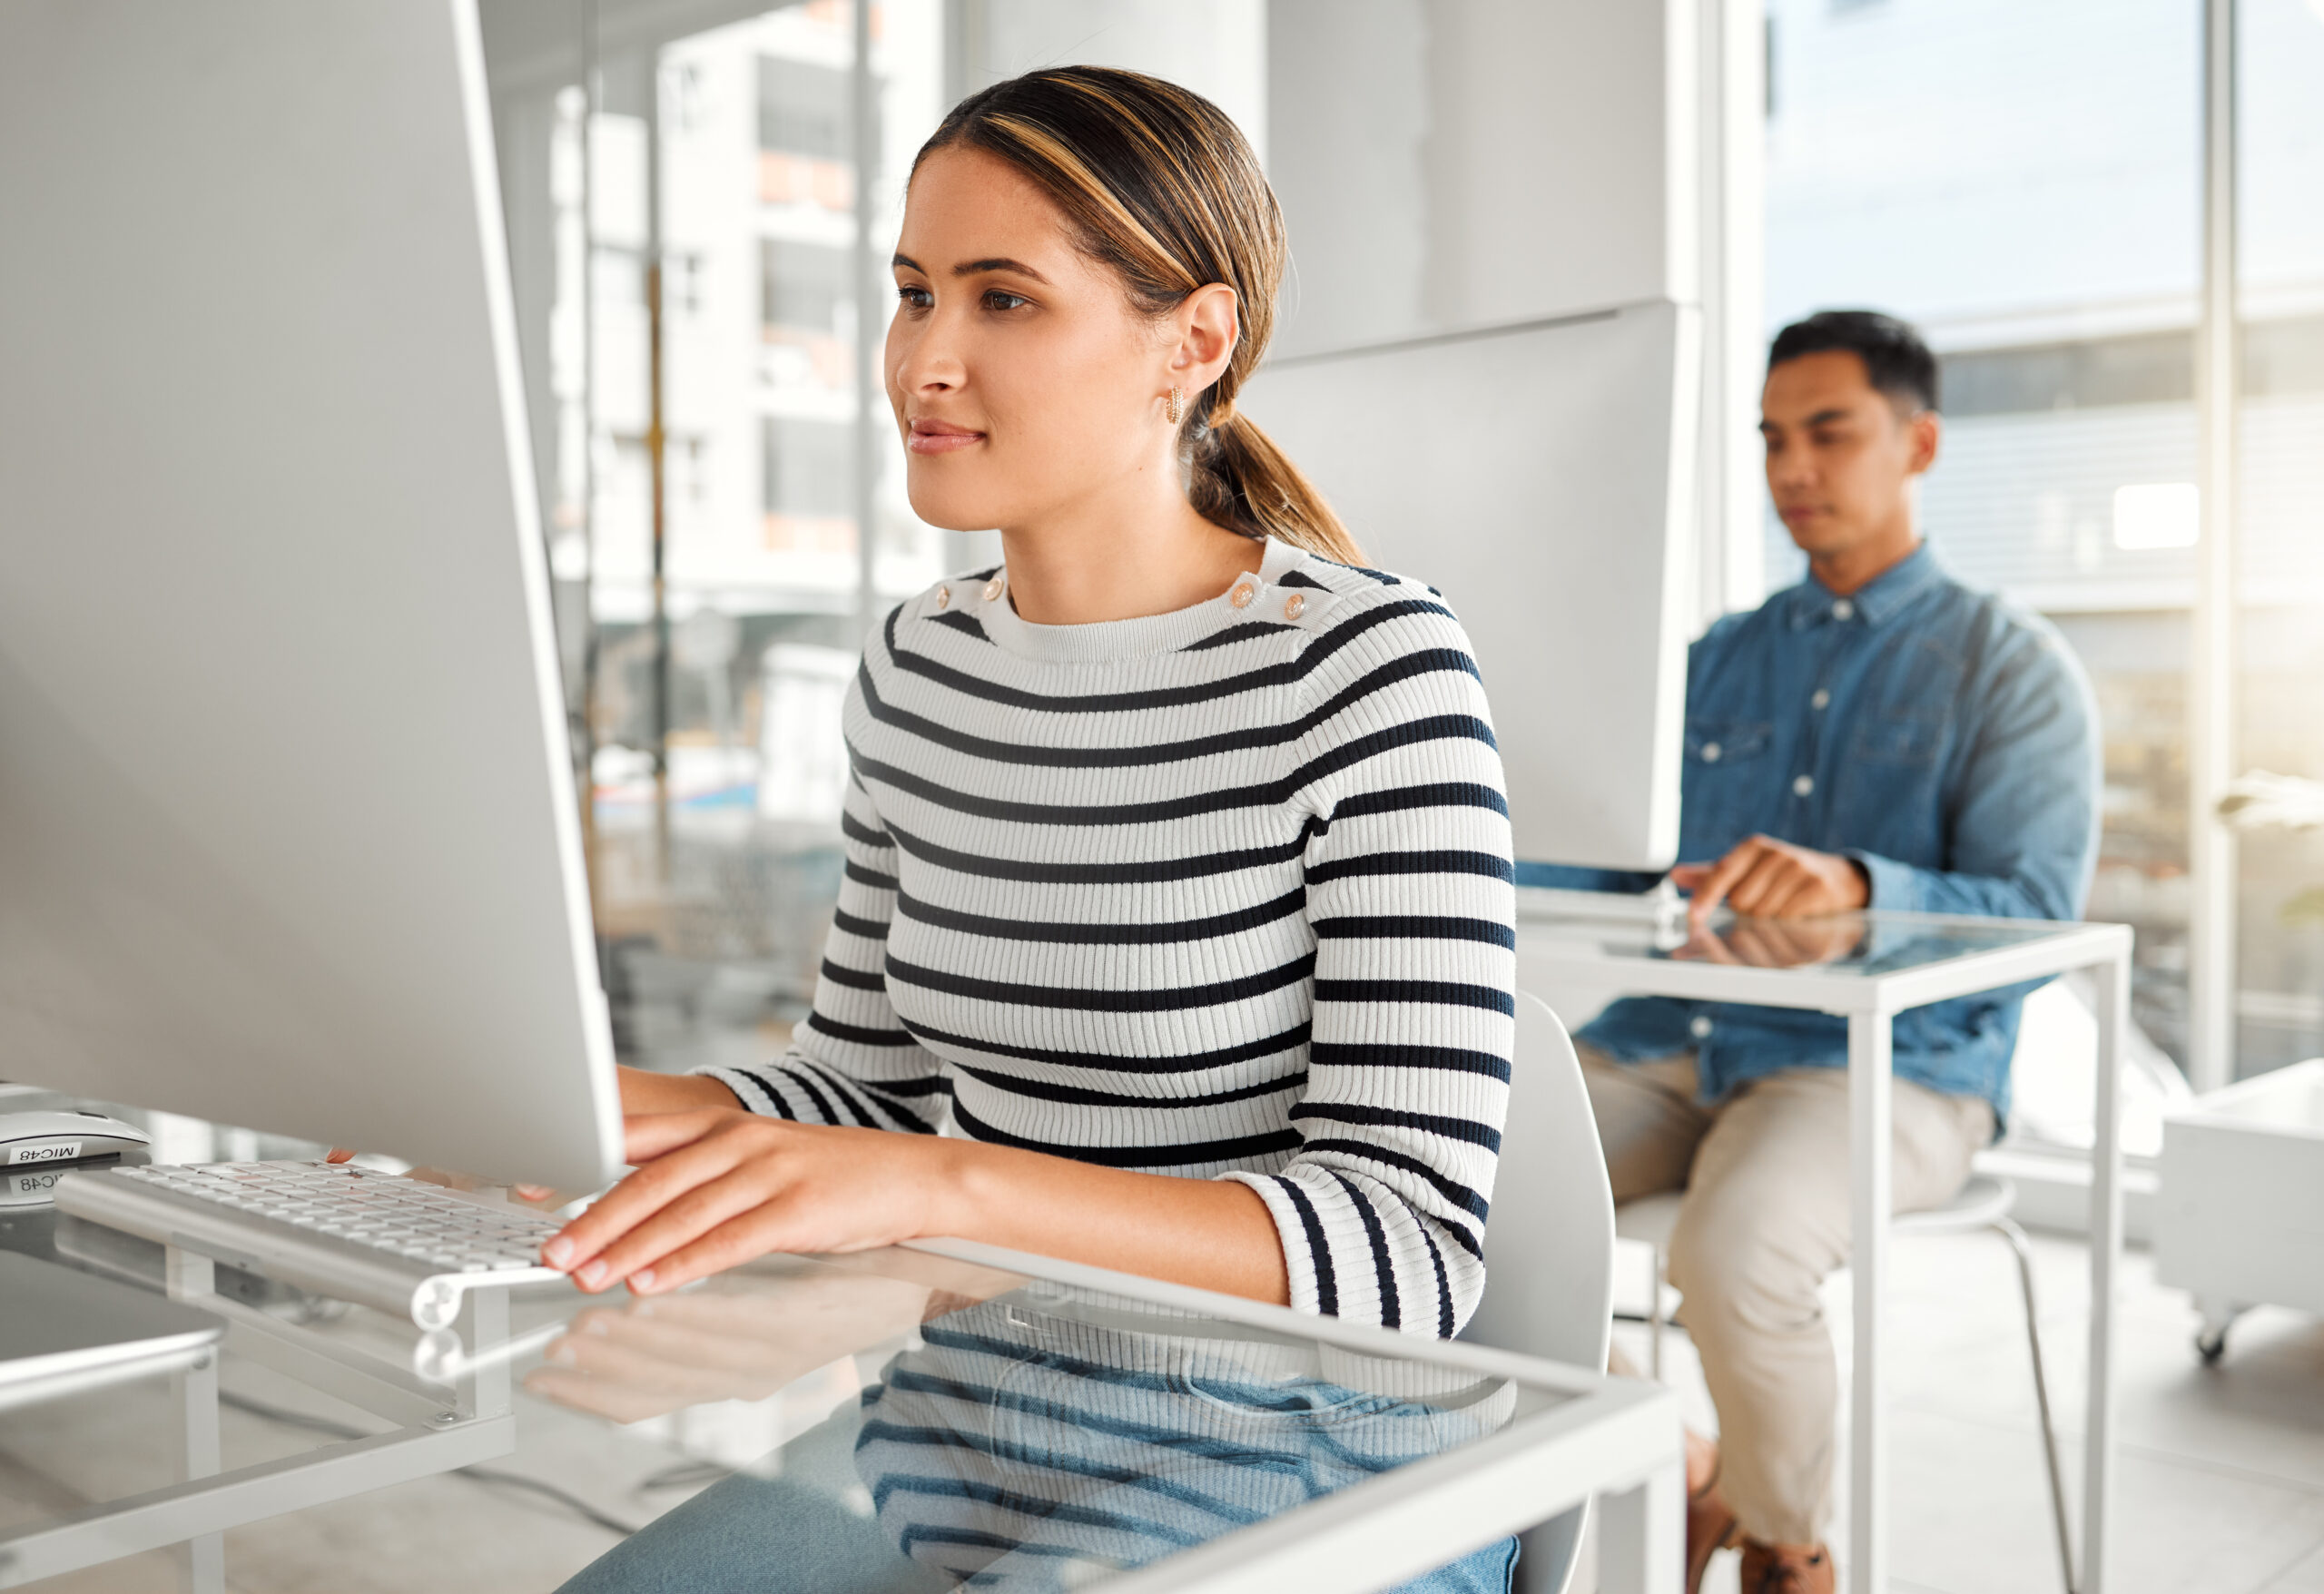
[1188,407,1364,565]
[914,67,1365,566]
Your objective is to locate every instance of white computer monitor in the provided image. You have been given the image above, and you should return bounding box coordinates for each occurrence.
[1239,300,1699,871]
[0,0,623,1191]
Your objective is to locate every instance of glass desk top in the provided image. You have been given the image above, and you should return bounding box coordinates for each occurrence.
[1515,886,2119,982]
[3,1207,1602,1594]
[494,1248,1547,1590]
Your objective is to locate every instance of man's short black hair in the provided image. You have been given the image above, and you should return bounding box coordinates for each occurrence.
[1768,310,1940,414]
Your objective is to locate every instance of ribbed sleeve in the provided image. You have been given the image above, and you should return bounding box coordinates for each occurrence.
[1221,590,1514,1337]
[707,774,952,1135]
[700,541,1516,1337]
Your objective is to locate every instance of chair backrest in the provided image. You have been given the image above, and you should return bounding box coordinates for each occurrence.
[1463,991,1617,1367]
[1460,991,1618,1594]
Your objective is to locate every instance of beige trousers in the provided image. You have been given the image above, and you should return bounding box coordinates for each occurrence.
[1581,1042,1993,1546]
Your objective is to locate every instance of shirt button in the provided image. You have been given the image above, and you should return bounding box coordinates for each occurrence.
[1230,582,1256,609]
[1811,687,1830,710]
[982,574,1006,602]
[1793,773,1816,797]
[1833,599,1856,621]
[1701,742,1723,763]
[1283,593,1306,620]
[1689,1015,1715,1040]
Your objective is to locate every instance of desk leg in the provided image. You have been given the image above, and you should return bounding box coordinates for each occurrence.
[453,1285,513,1422]
[2084,952,2129,1594]
[1847,1012,1893,1594]
[1597,1457,1684,1594]
[163,1248,225,1594]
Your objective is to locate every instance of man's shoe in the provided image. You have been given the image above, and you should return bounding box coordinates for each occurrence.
[1738,1538,1835,1594]
[1683,1432,1738,1594]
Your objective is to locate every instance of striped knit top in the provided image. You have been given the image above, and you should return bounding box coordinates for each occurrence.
[702,537,1516,1338]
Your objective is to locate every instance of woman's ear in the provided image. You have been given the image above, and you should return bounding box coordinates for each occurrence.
[1170,283,1239,395]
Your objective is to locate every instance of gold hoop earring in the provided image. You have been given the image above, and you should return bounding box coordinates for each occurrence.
[1166,386,1186,425]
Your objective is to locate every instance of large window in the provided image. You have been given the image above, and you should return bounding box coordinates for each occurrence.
[488,1,949,1073]
[2231,0,2324,1076]
[487,1,1269,1075]
[1764,0,2324,1087]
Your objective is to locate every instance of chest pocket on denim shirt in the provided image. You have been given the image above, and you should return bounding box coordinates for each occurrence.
[1850,712,1946,767]
[1846,643,1962,770]
[1684,718,1772,843]
[1689,719,1771,766]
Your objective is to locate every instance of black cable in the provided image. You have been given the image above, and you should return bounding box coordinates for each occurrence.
[458,1465,641,1538]
[218,1391,640,1537]
[637,1458,733,1492]
[220,1390,369,1441]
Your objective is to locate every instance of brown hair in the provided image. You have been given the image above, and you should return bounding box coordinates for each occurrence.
[913,66,1363,565]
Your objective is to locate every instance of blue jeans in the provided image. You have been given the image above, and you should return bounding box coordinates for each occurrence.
[556,1405,1518,1594]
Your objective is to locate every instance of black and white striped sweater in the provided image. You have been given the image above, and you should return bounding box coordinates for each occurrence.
[703,537,1516,1337]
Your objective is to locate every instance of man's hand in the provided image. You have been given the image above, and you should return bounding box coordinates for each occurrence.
[1672,915,1865,969]
[1669,833,1870,925]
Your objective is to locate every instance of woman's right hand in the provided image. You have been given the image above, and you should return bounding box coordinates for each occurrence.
[507,1069,742,1203]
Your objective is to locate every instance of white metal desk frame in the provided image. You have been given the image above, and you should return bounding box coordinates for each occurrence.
[1517,903,2133,1594]
[1,1233,1687,1594]
[0,1243,516,1592]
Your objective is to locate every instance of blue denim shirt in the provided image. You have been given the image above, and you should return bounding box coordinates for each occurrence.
[1517,546,2100,1126]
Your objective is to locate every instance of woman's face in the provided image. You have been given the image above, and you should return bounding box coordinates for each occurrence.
[884,145,1191,534]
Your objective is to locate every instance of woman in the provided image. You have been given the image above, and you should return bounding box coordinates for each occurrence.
[548,65,1519,1590]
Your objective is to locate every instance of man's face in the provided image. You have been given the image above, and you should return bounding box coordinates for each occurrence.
[1758,350,1939,561]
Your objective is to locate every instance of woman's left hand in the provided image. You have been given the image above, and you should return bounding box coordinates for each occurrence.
[539,1110,961,1296]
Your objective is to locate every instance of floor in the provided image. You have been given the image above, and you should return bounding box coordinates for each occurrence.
[1616,1230,2324,1594]
[7,1230,2323,1593]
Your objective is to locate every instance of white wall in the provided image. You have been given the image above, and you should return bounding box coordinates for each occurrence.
[1265,0,1766,620]
[1266,0,1699,360]
[950,0,1267,162]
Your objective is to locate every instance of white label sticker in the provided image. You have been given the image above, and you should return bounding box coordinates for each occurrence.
[6,1141,82,1166]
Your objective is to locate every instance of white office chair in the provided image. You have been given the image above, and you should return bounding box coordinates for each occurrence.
[1615,1176,2074,1591]
[1461,992,1618,1594]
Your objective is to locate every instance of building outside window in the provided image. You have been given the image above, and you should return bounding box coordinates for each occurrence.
[1763,0,2324,1091]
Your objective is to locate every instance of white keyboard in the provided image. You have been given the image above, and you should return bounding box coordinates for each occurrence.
[55,1160,574,1331]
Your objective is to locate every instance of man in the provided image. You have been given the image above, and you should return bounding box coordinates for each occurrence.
[1528,311,2099,1593]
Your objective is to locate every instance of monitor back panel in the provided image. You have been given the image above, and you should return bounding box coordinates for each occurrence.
[1239,301,1697,871]
[0,0,621,1190]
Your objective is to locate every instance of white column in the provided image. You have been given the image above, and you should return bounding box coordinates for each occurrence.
[2188,0,2240,1093]
[852,0,881,640]
[1694,0,1768,627]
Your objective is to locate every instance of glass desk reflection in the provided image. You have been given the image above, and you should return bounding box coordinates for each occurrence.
[520,1252,1520,1592]
[4,1225,1680,1594]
